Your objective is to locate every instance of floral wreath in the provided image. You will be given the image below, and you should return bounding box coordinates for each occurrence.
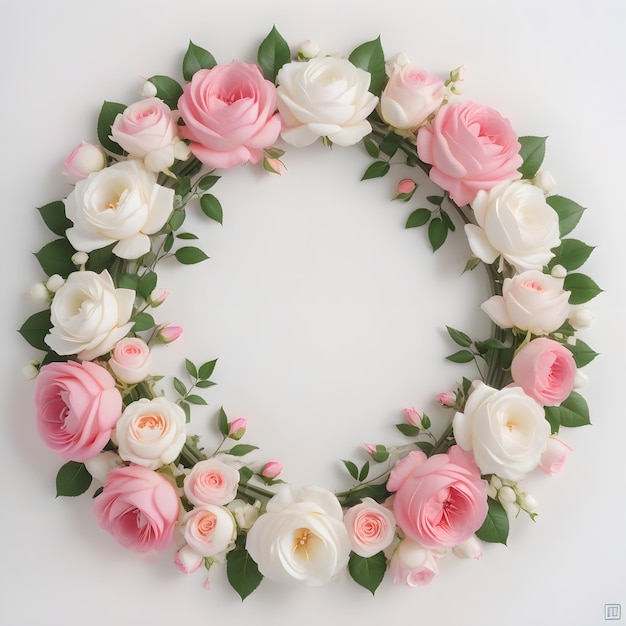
[20,27,600,598]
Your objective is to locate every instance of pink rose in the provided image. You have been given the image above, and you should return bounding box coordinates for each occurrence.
[35,360,122,462]
[389,539,443,586]
[183,458,240,507]
[109,337,152,384]
[261,461,283,479]
[416,101,523,207]
[64,141,107,182]
[539,436,573,475]
[387,446,488,548]
[93,464,180,552]
[511,337,577,406]
[110,97,190,172]
[182,505,236,557]
[178,62,281,169]
[343,497,396,557]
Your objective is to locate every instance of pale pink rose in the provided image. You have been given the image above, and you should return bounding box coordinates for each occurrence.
[110,97,190,172]
[64,141,107,182]
[178,62,281,168]
[174,545,204,574]
[403,407,422,427]
[511,337,576,406]
[93,464,180,552]
[227,417,247,440]
[343,497,396,557]
[182,505,236,557]
[183,458,240,507]
[416,101,522,207]
[389,539,442,587]
[539,436,573,475]
[35,361,122,462]
[396,178,417,195]
[437,391,456,407]
[387,446,488,548]
[481,270,571,335]
[379,64,445,132]
[109,337,152,384]
[261,461,283,479]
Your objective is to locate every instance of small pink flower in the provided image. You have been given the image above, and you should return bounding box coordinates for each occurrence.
[175,545,204,574]
[35,361,122,462]
[403,407,422,428]
[389,539,442,587]
[511,337,576,406]
[437,391,456,407]
[417,101,522,207]
[364,443,377,455]
[93,465,180,552]
[343,497,396,557]
[388,446,488,548]
[159,325,183,344]
[64,141,107,182]
[228,417,247,440]
[539,436,573,475]
[184,458,240,507]
[178,62,281,169]
[261,461,283,479]
[397,178,417,195]
[263,157,284,175]
[109,337,152,384]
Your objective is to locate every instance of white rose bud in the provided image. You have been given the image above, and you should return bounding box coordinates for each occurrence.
[46,274,65,293]
[518,492,538,513]
[497,486,517,504]
[550,264,567,279]
[29,281,50,302]
[71,251,89,267]
[227,499,261,530]
[298,39,319,60]
[569,305,594,329]
[22,361,39,380]
[574,369,588,389]
[532,170,557,194]
[84,451,124,482]
[141,80,158,98]
[452,535,483,559]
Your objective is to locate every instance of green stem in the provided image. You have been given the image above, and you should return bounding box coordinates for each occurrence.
[430,424,454,456]
[237,481,276,503]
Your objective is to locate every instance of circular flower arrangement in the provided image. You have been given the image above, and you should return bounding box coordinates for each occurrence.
[20,28,600,598]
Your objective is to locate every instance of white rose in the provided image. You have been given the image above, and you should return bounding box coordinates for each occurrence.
[453,382,550,480]
[182,505,236,558]
[84,450,124,482]
[481,270,571,335]
[227,498,260,530]
[45,270,134,360]
[115,397,186,469]
[245,485,352,586]
[379,61,445,133]
[466,180,561,272]
[65,159,174,259]
[276,57,378,147]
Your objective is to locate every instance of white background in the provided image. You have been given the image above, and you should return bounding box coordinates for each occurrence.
[1,1,624,624]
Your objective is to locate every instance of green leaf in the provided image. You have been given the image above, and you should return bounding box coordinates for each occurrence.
[180,400,191,423]
[566,339,599,368]
[396,423,420,437]
[38,201,72,237]
[446,349,475,363]
[147,75,183,110]
[97,101,126,155]
[117,273,139,291]
[420,414,431,429]
[227,444,259,457]
[195,380,216,388]
[174,246,209,265]
[379,132,402,158]
[563,272,602,304]
[348,551,387,595]
[426,195,444,206]
[19,309,52,351]
[549,238,594,271]
[176,232,199,240]
[416,441,434,455]
[199,359,217,380]
[257,25,290,83]
[164,233,175,253]
[343,459,359,480]
[371,445,389,463]
[474,338,508,353]
[186,394,208,405]
[137,271,157,299]
[34,238,76,278]
[348,36,386,96]
[546,195,586,237]
[198,175,221,191]
[439,208,456,232]
[200,194,223,223]
[175,176,191,199]
[85,243,116,274]
[545,391,591,429]
[518,136,547,179]
[358,461,370,482]
[173,377,187,396]
[56,461,92,497]
[361,160,390,181]
[183,41,217,81]
[475,497,509,544]
[340,483,391,508]
[132,312,155,332]
[428,217,448,251]
[239,466,253,485]
[405,208,431,228]
[218,407,229,436]
[446,326,473,347]
[185,358,198,378]
[168,208,186,232]
[363,136,380,158]
[226,543,263,601]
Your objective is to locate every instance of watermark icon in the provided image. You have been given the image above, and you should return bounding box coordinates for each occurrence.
[605,604,622,620]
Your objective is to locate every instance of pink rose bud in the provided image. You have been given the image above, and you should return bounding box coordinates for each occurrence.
[403,407,422,428]
[174,545,204,574]
[364,443,377,455]
[228,417,247,440]
[261,461,283,479]
[437,391,456,407]
[539,436,573,475]
[64,141,107,182]
[159,325,183,344]
[397,178,417,195]
[263,156,284,175]
[149,287,169,306]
